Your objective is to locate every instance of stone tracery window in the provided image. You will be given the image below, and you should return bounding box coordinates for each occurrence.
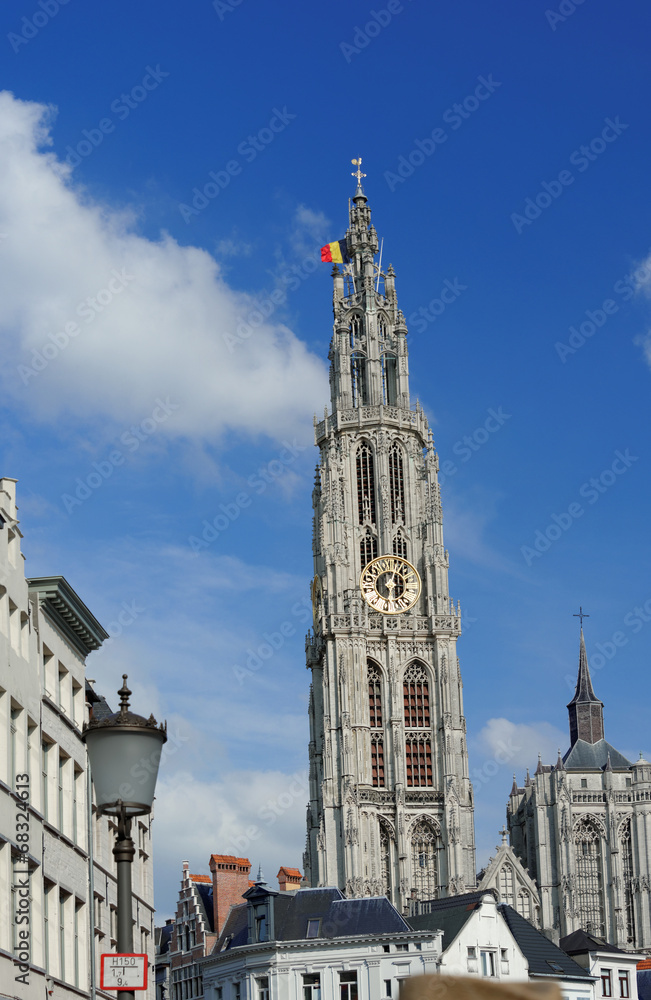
[621,818,636,946]
[349,314,362,349]
[392,530,407,559]
[403,663,430,728]
[499,863,515,906]
[388,443,405,524]
[410,820,438,900]
[360,529,377,570]
[356,443,376,525]
[368,663,384,788]
[574,818,605,936]
[404,663,432,786]
[517,889,532,920]
[351,352,368,407]
[381,353,397,406]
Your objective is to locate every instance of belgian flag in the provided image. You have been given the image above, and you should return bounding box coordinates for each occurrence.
[320,239,350,264]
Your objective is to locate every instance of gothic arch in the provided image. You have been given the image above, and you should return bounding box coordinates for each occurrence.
[379,818,395,899]
[406,814,441,839]
[356,441,376,526]
[388,440,405,523]
[409,818,440,901]
[381,352,398,406]
[572,812,607,840]
[573,816,606,936]
[402,659,434,687]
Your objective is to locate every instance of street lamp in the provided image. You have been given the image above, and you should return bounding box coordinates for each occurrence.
[83,675,167,997]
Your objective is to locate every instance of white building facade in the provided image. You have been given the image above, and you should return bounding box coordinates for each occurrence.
[0,476,156,1000]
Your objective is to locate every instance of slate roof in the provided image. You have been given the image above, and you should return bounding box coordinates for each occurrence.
[638,970,651,1000]
[567,629,601,706]
[406,891,487,949]
[560,929,628,956]
[563,738,631,770]
[214,887,411,952]
[156,922,174,955]
[499,906,594,980]
[194,880,215,933]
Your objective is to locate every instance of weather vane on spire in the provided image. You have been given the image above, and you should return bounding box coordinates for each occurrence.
[573,606,590,627]
[351,157,366,184]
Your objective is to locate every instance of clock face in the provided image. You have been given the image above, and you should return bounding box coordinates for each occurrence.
[311,575,323,626]
[360,555,421,615]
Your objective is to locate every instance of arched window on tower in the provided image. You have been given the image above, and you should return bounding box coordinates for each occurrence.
[404,663,432,787]
[388,443,405,524]
[621,818,636,946]
[392,530,407,559]
[351,352,368,407]
[356,443,376,525]
[499,863,515,907]
[360,529,378,570]
[381,353,398,406]
[574,819,605,936]
[380,822,393,898]
[349,314,362,349]
[368,662,384,788]
[410,820,438,901]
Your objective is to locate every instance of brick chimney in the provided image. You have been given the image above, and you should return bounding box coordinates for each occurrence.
[209,854,252,935]
[277,867,302,893]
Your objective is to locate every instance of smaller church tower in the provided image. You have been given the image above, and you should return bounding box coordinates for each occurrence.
[507,620,651,952]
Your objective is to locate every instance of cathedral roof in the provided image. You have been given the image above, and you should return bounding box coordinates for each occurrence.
[563,738,631,770]
[567,629,601,706]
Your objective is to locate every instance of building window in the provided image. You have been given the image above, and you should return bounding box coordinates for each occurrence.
[384,981,392,997]
[581,778,588,788]
[255,913,267,942]
[256,978,269,1000]
[59,891,68,981]
[356,443,376,525]
[388,443,405,523]
[351,352,369,407]
[306,918,320,938]
[601,970,612,997]
[574,819,605,936]
[405,734,432,787]
[381,353,398,406]
[303,973,321,999]
[360,529,378,570]
[618,972,629,999]
[233,985,241,1000]
[480,951,496,977]
[498,863,514,906]
[403,662,430,728]
[371,734,385,788]
[410,820,438,900]
[517,889,532,921]
[621,819,636,946]
[368,664,382,727]
[339,971,358,1000]
[392,530,407,559]
[349,314,362,349]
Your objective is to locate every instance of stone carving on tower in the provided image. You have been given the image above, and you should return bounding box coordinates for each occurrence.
[303,169,476,913]
[507,619,651,952]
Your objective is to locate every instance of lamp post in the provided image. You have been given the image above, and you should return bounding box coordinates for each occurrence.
[82,675,167,999]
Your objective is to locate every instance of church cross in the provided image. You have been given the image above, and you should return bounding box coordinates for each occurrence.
[573,606,590,627]
[351,157,366,183]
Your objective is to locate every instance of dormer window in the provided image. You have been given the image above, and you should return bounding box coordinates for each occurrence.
[255,911,267,942]
[306,918,320,938]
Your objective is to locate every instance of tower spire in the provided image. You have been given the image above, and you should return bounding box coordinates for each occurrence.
[567,626,604,746]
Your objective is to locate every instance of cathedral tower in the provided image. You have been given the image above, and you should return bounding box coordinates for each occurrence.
[304,175,476,912]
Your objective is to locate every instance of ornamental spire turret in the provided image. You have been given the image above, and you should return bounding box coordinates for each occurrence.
[567,626,604,746]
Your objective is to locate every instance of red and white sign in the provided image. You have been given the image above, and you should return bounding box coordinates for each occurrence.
[100,954,148,991]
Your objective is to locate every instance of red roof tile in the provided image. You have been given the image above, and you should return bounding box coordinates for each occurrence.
[277,867,302,879]
[190,874,211,883]
[210,854,251,867]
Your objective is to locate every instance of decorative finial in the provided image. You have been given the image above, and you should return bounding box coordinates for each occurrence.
[499,825,508,846]
[118,674,131,716]
[573,606,590,628]
[351,157,366,184]
[256,864,264,882]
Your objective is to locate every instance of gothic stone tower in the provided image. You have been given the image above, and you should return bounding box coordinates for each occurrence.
[303,180,476,913]
[508,628,651,951]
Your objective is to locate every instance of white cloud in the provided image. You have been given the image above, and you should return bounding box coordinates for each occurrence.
[153,767,307,918]
[0,91,327,443]
[473,716,567,773]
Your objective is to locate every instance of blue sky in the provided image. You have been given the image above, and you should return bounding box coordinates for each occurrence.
[1,0,651,916]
